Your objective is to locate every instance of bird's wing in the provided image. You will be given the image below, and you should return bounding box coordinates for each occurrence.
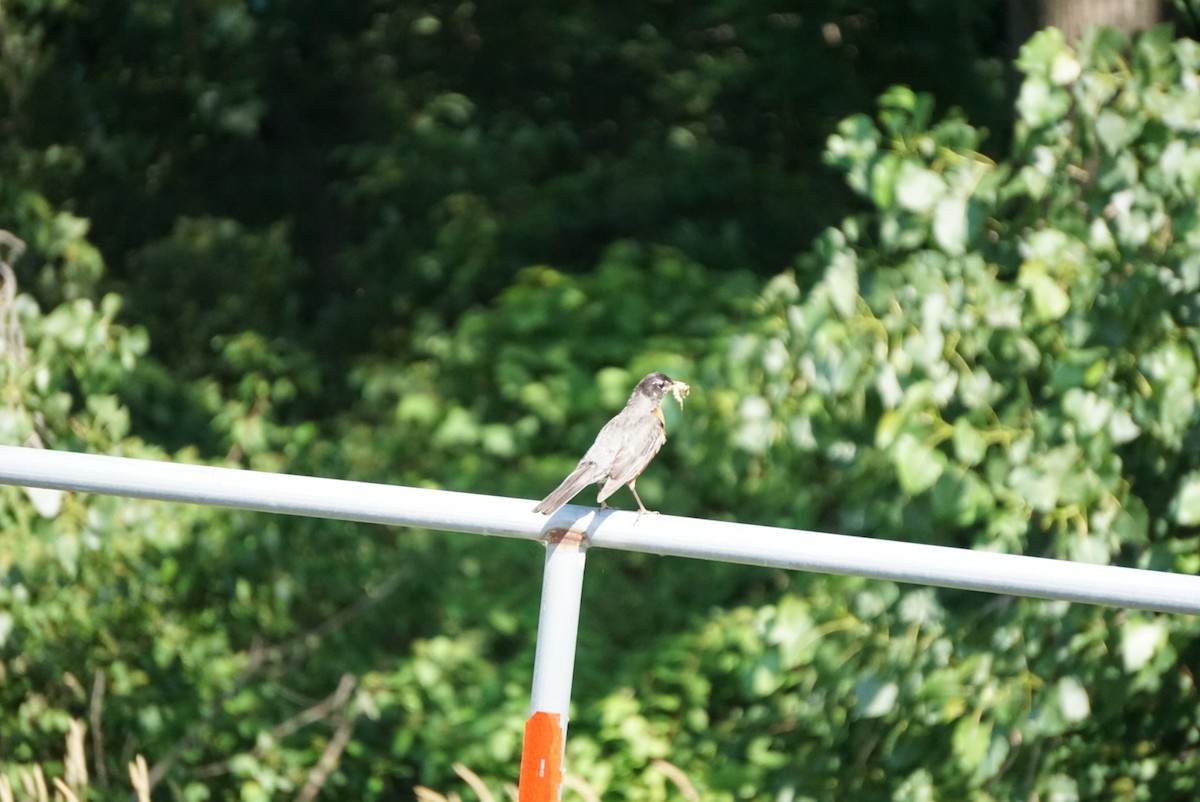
[595,415,666,502]
[577,409,629,467]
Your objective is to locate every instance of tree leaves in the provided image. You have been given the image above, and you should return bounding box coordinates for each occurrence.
[696,25,1200,799]
[5,12,1200,802]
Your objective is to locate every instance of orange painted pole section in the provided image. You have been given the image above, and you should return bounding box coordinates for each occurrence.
[518,711,564,800]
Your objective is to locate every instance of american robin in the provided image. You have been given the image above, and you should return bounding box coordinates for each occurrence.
[533,372,689,517]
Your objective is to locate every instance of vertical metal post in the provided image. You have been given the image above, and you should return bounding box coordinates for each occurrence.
[519,529,588,801]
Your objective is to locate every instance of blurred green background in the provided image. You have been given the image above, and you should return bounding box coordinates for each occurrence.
[3,2,1200,800]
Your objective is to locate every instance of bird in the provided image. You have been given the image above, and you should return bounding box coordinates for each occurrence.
[533,372,688,517]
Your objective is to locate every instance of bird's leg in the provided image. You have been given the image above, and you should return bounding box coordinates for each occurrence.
[627,480,657,518]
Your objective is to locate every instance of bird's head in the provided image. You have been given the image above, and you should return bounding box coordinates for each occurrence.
[633,372,689,404]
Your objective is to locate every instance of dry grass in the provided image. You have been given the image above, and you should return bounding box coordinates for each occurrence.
[3,720,700,802]
[0,719,152,802]
[416,759,700,802]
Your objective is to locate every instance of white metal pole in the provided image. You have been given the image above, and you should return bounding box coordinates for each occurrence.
[2,446,1200,615]
[0,445,544,542]
[529,531,587,720]
[519,529,588,802]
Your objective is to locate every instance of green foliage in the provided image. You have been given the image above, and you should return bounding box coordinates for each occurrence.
[335,242,755,496]
[124,218,307,380]
[5,0,1008,402]
[727,27,1200,557]
[4,6,1200,802]
[681,25,1200,800]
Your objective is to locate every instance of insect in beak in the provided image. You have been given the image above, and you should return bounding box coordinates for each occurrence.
[669,381,690,409]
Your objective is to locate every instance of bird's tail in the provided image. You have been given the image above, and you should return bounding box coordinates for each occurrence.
[532,464,596,515]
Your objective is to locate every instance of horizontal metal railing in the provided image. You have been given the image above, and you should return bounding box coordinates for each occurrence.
[1,444,1198,615]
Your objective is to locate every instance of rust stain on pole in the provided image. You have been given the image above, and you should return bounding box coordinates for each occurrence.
[543,527,588,547]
